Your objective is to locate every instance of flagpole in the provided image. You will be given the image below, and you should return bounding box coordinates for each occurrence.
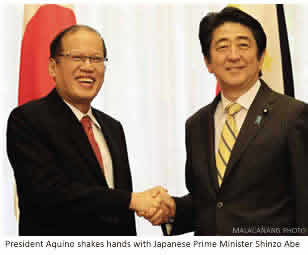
[276,4,294,97]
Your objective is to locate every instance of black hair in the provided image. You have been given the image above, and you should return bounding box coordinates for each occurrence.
[49,24,107,59]
[199,7,266,61]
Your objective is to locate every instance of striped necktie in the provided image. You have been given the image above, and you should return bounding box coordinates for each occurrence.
[216,103,242,186]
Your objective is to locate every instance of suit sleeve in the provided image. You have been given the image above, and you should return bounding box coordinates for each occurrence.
[6,107,132,219]
[288,103,308,234]
[165,120,194,235]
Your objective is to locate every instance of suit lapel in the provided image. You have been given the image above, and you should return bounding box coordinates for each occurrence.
[92,110,124,190]
[46,89,108,185]
[222,81,279,183]
[202,95,221,193]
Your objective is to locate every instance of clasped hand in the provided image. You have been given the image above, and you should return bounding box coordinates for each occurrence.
[130,186,175,225]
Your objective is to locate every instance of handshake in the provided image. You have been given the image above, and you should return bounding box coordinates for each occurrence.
[129,186,175,225]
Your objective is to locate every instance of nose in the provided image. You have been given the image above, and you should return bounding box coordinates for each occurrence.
[80,58,95,71]
[227,45,240,61]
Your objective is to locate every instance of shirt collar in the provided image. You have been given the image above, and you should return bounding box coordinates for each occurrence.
[63,100,101,129]
[221,79,261,112]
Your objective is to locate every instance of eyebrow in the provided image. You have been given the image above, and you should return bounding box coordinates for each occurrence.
[214,36,251,45]
[236,36,250,41]
[61,50,103,55]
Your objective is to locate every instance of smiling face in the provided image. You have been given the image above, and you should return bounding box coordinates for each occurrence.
[48,29,106,113]
[205,22,265,99]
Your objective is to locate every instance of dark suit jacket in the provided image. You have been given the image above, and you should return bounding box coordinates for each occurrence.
[7,88,136,236]
[169,80,308,236]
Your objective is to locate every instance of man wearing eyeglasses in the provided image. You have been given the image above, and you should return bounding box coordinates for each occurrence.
[7,25,167,236]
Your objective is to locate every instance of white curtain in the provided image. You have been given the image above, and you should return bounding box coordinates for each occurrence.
[0,4,24,235]
[284,5,308,102]
[1,3,307,236]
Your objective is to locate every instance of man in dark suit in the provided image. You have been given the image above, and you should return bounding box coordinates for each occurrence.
[6,25,165,236]
[146,7,308,235]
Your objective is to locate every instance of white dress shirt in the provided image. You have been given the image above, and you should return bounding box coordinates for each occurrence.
[214,80,261,154]
[63,100,114,188]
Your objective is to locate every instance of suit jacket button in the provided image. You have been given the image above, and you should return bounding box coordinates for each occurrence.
[217,202,223,208]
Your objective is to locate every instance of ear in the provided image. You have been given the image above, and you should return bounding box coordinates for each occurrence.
[259,50,266,70]
[204,56,214,73]
[48,58,57,81]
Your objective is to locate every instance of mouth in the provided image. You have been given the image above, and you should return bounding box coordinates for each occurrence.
[226,66,245,72]
[75,76,96,87]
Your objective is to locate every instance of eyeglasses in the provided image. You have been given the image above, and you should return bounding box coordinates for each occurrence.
[57,53,108,64]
